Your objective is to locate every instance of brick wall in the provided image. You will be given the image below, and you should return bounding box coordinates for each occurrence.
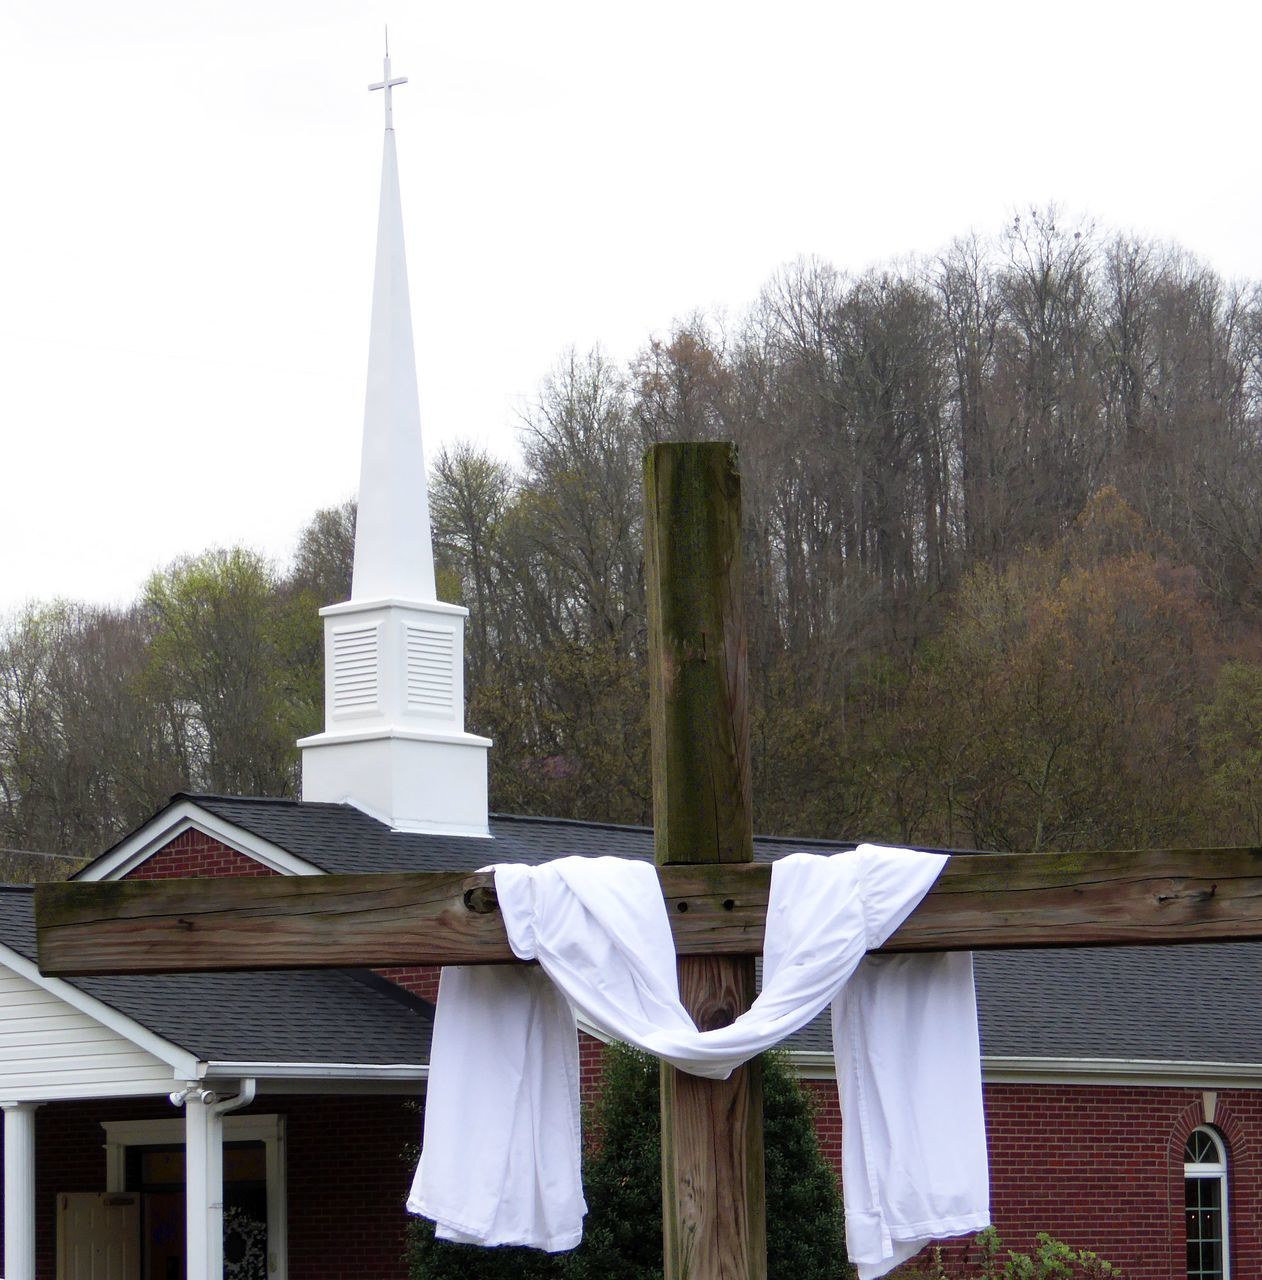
[800,1078,1262,1280]
[977,1084,1260,1280]
[886,1082,1262,1280]
[282,1094,419,1280]
[374,967,440,1003]
[573,1059,1261,1276]
[804,1078,842,1171]
[578,1032,606,1109]
[122,828,278,879]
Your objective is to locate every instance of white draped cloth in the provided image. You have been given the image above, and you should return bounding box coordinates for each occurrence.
[408,846,989,1279]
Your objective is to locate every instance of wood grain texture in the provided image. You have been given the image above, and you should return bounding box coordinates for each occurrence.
[35,871,508,976]
[644,443,753,865]
[36,847,1262,976]
[646,443,765,1280]
[661,957,764,1280]
[896,844,1262,949]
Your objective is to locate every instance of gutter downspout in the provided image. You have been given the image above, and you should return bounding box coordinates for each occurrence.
[208,1079,257,1280]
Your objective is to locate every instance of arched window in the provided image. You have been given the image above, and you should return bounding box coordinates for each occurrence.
[1185,1126,1230,1280]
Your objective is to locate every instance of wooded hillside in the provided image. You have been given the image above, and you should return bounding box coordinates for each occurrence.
[5,211,1262,872]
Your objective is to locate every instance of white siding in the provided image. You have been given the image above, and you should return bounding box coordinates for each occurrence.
[0,971,174,1100]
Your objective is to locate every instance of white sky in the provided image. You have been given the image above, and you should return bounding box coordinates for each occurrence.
[2,0,1260,615]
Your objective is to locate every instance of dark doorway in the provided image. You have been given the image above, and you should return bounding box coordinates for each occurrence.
[125,1141,268,1280]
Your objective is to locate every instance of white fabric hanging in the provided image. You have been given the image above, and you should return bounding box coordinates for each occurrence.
[834,950,989,1279]
[409,964,585,1251]
[408,846,989,1278]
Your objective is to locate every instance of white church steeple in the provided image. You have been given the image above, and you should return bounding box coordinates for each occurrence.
[298,50,491,836]
[352,49,435,603]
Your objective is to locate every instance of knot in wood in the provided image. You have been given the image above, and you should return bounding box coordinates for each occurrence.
[1155,883,1218,906]
[462,884,499,914]
[692,994,739,1032]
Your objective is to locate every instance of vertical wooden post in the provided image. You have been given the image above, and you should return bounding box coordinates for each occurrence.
[644,442,765,1280]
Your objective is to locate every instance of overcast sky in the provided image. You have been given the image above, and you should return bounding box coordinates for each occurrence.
[2,0,1259,614]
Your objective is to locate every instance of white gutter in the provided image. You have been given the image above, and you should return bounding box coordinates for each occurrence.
[982,1056,1262,1087]
[193,1052,1262,1090]
[788,1052,840,1080]
[202,1061,428,1081]
[789,1050,1262,1088]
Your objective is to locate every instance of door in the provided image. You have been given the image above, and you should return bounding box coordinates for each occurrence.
[56,1192,142,1280]
[125,1139,271,1280]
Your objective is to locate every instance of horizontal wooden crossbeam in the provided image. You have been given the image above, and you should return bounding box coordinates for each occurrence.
[32,846,1262,977]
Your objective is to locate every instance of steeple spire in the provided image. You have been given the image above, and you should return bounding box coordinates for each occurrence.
[353,47,434,602]
[299,49,491,836]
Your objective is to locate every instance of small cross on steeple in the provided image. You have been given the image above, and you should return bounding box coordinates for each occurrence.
[369,34,407,131]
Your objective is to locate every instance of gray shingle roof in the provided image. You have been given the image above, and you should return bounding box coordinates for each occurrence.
[0,888,432,1067]
[782,944,1262,1063]
[196,795,661,871]
[974,943,1262,1063]
[115,793,859,877]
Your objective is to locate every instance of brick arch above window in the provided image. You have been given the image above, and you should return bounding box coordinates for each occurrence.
[1169,1099,1248,1166]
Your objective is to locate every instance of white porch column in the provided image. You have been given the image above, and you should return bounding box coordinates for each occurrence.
[184,1090,211,1280]
[2,1101,40,1280]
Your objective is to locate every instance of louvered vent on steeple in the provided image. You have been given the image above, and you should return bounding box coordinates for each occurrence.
[331,624,380,715]
[404,623,454,715]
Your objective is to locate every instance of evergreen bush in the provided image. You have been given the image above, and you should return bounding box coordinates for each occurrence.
[409,1042,850,1280]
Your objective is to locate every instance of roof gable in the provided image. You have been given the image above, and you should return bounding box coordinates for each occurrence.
[75,798,326,881]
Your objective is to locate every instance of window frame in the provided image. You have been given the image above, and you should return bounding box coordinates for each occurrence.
[1184,1124,1230,1280]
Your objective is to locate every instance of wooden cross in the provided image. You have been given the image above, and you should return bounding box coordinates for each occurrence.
[34,442,1262,1280]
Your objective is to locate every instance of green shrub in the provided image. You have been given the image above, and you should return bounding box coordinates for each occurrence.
[409,1043,849,1280]
[898,1227,1120,1279]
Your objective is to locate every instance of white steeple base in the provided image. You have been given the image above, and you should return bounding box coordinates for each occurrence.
[298,597,491,836]
[301,730,490,836]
